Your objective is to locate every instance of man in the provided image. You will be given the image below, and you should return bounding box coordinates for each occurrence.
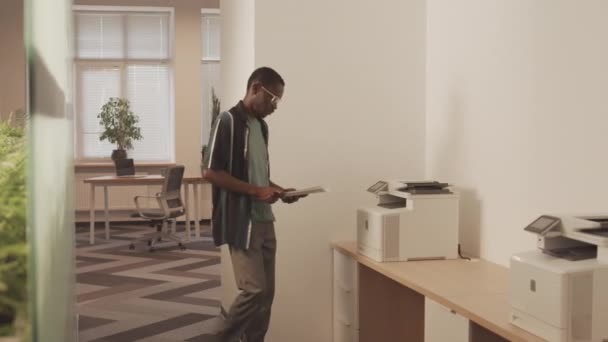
[202,67,305,342]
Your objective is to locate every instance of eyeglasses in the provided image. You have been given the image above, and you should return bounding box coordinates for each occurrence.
[261,86,281,106]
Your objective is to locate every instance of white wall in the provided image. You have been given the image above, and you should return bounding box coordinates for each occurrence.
[426,0,608,266]
[220,0,426,341]
[218,0,255,314]
[220,0,254,107]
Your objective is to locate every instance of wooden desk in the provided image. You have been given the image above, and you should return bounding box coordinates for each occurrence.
[84,175,207,244]
[331,241,546,342]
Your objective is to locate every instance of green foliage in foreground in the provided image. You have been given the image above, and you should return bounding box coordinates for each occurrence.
[0,120,28,339]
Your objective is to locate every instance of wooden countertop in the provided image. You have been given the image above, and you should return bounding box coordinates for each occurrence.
[331,241,546,342]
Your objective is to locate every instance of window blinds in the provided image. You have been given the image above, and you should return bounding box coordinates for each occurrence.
[75,10,173,161]
[126,65,171,161]
[76,12,170,60]
[76,13,124,59]
[127,14,169,59]
[78,66,121,159]
[201,14,220,60]
[201,12,221,145]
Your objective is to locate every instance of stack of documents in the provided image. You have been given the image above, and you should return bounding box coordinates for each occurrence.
[397,181,452,194]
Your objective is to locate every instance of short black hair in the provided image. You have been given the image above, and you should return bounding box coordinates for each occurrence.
[246,67,285,90]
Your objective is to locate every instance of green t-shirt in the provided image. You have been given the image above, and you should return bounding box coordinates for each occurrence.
[247,116,275,222]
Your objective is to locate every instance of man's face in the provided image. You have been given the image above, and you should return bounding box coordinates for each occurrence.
[251,82,284,118]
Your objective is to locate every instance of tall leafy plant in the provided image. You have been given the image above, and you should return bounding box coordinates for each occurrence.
[211,87,221,126]
[201,88,221,166]
[0,117,28,339]
[97,97,143,156]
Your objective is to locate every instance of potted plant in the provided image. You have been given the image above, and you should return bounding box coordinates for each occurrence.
[201,87,221,168]
[0,114,28,341]
[97,97,143,161]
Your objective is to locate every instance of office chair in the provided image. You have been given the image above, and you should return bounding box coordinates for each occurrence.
[129,165,187,252]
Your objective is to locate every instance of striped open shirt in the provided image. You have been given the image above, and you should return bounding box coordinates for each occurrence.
[204,101,270,249]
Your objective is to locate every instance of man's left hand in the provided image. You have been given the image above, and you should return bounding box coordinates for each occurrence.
[280,188,308,204]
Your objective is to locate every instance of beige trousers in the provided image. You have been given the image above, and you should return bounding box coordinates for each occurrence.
[219,222,276,342]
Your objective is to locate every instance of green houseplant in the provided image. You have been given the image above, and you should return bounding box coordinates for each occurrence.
[0,114,28,340]
[201,88,221,167]
[97,97,143,161]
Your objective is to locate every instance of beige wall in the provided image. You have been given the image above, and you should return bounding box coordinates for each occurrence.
[222,0,427,340]
[426,0,608,265]
[74,0,219,219]
[0,0,26,121]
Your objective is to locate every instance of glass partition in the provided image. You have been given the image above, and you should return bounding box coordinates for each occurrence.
[25,0,76,340]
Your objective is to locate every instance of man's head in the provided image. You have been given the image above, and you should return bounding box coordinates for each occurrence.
[243,67,285,118]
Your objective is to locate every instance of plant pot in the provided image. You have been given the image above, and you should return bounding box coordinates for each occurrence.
[111,149,127,161]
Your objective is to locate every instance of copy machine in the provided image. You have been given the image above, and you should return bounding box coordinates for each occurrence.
[356,180,459,262]
[510,215,608,342]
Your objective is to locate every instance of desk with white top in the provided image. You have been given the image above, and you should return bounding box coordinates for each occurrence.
[84,175,207,244]
[331,241,546,342]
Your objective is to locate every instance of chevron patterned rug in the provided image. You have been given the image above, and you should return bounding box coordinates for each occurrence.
[76,224,221,342]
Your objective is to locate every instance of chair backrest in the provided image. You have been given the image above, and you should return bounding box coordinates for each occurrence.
[163,166,184,193]
[160,165,185,217]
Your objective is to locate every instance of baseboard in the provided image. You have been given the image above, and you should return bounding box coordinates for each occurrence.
[74,219,211,228]
[74,208,211,224]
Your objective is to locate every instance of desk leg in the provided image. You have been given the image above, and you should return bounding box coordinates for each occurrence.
[184,184,191,242]
[104,186,110,240]
[90,184,95,245]
[193,183,201,239]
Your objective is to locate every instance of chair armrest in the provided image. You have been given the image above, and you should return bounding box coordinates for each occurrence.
[134,195,159,200]
[134,195,159,210]
[133,195,167,220]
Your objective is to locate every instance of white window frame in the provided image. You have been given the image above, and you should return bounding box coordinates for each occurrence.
[201,8,221,146]
[201,8,221,63]
[72,5,176,163]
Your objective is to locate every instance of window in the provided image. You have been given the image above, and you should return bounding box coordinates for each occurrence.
[201,9,221,146]
[73,6,174,162]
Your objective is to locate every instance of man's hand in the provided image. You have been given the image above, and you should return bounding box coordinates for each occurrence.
[280,188,308,204]
[253,186,282,204]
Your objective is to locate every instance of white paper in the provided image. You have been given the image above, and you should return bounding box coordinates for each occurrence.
[283,186,327,197]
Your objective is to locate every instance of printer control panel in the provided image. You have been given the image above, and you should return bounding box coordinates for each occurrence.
[524,215,561,235]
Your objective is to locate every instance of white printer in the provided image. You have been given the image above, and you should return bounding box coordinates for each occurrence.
[510,215,608,342]
[356,180,459,262]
